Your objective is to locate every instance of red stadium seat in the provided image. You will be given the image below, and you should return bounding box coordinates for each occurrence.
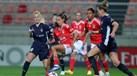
[40,5,49,14]
[124,15,134,26]
[3,14,12,24]
[74,5,83,13]
[64,5,72,13]
[127,6,136,15]
[18,4,27,13]
[25,14,33,24]
[0,4,4,12]
[51,5,61,13]
[6,4,16,13]
[14,14,24,24]
[29,4,38,13]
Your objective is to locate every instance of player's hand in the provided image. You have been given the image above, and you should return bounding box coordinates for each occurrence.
[71,42,75,50]
[109,32,115,38]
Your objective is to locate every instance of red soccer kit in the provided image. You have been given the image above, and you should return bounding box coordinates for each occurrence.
[72,20,85,41]
[54,23,73,45]
[85,18,102,44]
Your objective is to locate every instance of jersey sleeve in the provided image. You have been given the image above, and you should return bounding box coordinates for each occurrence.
[106,16,115,26]
[43,23,50,31]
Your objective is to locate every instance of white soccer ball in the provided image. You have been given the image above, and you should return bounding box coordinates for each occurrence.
[48,71,58,76]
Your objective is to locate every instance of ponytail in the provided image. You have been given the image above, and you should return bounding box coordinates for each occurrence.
[98,0,109,12]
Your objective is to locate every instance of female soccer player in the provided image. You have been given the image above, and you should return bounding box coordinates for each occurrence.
[87,0,135,76]
[48,12,78,72]
[48,14,66,75]
[84,8,110,76]
[65,12,91,75]
[21,11,53,76]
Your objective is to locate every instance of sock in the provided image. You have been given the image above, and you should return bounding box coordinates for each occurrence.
[22,61,30,76]
[53,56,59,66]
[96,60,101,71]
[103,59,109,72]
[117,63,134,76]
[59,58,65,71]
[84,59,91,71]
[70,58,75,71]
[88,56,99,75]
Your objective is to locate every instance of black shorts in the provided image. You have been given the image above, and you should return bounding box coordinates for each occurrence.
[97,38,117,55]
[30,44,50,61]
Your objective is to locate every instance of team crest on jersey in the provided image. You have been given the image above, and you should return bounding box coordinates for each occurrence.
[92,24,96,28]
[40,28,43,32]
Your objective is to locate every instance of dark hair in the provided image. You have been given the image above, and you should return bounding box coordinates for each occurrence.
[98,0,109,12]
[57,11,70,23]
[87,8,95,14]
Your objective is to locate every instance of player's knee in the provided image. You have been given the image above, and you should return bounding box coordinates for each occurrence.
[51,46,56,52]
[71,52,76,58]
[112,60,120,67]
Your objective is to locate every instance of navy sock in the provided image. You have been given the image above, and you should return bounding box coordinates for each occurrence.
[88,56,99,75]
[59,58,65,71]
[117,63,134,76]
[22,61,30,76]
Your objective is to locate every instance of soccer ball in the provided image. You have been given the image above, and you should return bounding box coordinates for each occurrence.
[48,71,58,76]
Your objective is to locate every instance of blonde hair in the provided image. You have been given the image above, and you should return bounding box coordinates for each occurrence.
[33,11,46,23]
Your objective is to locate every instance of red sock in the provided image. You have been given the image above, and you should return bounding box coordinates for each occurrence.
[70,58,75,71]
[53,56,59,65]
[96,60,101,71]
[46,71,49,76]
[49,50,52,56]
[84,59,91,71]
[103,60,109,72]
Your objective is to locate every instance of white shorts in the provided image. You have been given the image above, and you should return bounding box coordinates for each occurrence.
[73,40,87,55]
[63,44,72,55]
[90,43,96,49]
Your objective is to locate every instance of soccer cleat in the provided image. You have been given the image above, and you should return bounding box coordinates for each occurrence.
[99,71,105,76]
[65,70,73,74]
[48,65,60,72]
[87,70,92,75]
[60,71,65,75]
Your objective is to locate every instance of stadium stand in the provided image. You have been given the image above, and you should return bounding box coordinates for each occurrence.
[0,1,137,47]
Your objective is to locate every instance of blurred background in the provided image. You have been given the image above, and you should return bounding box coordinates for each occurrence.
[0,0,137,70]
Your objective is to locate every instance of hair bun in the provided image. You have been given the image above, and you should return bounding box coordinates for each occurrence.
[102,0,109,8]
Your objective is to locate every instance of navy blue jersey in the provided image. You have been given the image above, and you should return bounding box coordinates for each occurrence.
[100,14,115,46]
[48,23,59,45]
[29,23,50,46]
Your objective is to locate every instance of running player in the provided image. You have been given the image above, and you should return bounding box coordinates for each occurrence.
[84,8,110,76]
[87,0,136,76]
[21,11,52,76]
[65,12,91,75]
[48,12,78,72]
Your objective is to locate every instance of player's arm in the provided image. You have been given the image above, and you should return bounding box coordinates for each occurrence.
[91,30,101,34]
[29,27,34,38]
[110,21,119,37]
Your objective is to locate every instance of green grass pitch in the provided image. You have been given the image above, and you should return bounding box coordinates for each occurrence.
[0,66,136,76]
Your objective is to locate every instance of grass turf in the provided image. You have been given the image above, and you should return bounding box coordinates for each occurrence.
[0,66,137,76]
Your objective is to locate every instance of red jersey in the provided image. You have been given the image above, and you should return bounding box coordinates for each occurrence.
[54,23,73,45]
[72,20,85,41]
[85,18,102,44]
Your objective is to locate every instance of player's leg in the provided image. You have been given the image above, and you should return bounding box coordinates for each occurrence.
[49,44,68,72]
[95,55,104,76]
[82,54,92,75]
[42,59,49,76]
[65,51,76,74]
[87,46,101,76]
[109,52,134,76]
[22,52,36,76]
[59,57,65,75]
[99,53,109,76]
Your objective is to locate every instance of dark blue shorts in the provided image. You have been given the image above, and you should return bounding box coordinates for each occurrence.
[97,38,117,54]
[30,44,50,61]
